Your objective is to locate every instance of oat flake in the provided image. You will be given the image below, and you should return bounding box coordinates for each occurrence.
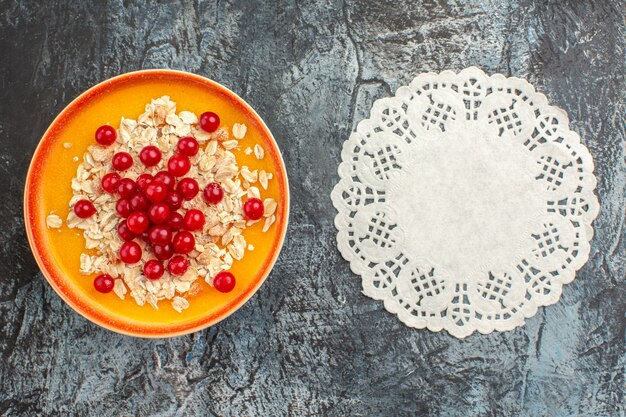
[232,123,247,139]
[254,144,265,160]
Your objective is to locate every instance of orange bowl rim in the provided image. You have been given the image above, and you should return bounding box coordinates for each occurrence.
[23,69,290,338]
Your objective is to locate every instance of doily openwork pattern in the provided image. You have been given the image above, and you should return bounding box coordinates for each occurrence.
[331,67,599,338]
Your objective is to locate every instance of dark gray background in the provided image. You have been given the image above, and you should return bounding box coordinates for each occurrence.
[1,1,624,416]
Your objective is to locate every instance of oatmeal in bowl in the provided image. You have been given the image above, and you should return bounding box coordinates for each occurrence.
[24,70,289,337]
[66,96,277,313]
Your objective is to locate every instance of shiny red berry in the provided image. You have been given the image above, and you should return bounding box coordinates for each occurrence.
[243,198,264,220]
[168,255,189,276]
[95,125,117,146]
[94,274,115,293]
[153,242,174,261]
[117,178,137,198]
[144,180,168,203]
[139,145,162,167]
[177,136,199,156]
[119,241,142,264]
[115,198,132,218]
[199,112,220,133]
[73,199,96,218]
[112,152,133,171]
[213,271,236,293]
[167,154,191,177]
[129,192,150,212]
[148,202,170,224]
[184,209,205,231]
[177,178,199,200]
[148,225,172,246]
[117,220,136,241]
[126,211,150,234]
[101,173,121,193]
[167,212,184,230]
[144,260,165,280]
[165,191,183,210]
[136,173,154,191]
[154,171,175,190]
[203,182,224,204]
[172,231,195,254]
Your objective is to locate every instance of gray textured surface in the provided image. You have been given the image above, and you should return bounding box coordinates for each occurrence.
[1,1,625,416]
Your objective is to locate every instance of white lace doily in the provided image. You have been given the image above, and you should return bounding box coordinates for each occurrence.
[331,67,599,338]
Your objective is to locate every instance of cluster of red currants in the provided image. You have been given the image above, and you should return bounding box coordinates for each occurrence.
[74,112,264,297]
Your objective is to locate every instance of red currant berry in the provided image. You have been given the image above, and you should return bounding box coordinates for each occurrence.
[167,212,184,230]
[139,145,162,167]
[117,220,136,241]
[136,173,154,191]
[101,173,121,193]
[112,152,133,171]
[172,230,195,254]
[243,198,264,220]
[148,202,171,224]
[115,198,132,218]
[144,180,168,202]
[148,225,172,246]
[154,171,175,190]
[119,241,142,264]
[117,178,137,198]
[126,211,150,234]
[144,260,165,280]
[94,274,115,293]
[165,191,183,210]
[184,209,205,231]
[199,111,220,133]
[167,154,191,177]
[177,136,199,156]
[213,271,236,293]
[95,125,117,146]
[176,178,199,200]
[203,182,224,204]
[153,243,174,261]
[129,192,150,212]
[73,199,96,218]
[168,255,189,276]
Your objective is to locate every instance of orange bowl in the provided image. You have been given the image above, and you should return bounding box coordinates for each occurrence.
[24,70,289,337]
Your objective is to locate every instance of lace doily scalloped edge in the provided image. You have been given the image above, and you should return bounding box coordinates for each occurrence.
[331,66,600,339]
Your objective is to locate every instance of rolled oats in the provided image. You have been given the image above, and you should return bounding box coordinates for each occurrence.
[66,97,277,312]
[113,279,127,299]
[211,128,229,142]
[262,215,276,233]
[222,140,239,150]
[240,166,258,183]
[171,296,189,313]
[46,214,63,229]
[254,144,265,160]
[205,140,218,156]
[259,170,269,190]
[263,198,277,217]
[179,111,198,124]
[247,186,261,199]
[79,253,94,275]
[232,123,247,139]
